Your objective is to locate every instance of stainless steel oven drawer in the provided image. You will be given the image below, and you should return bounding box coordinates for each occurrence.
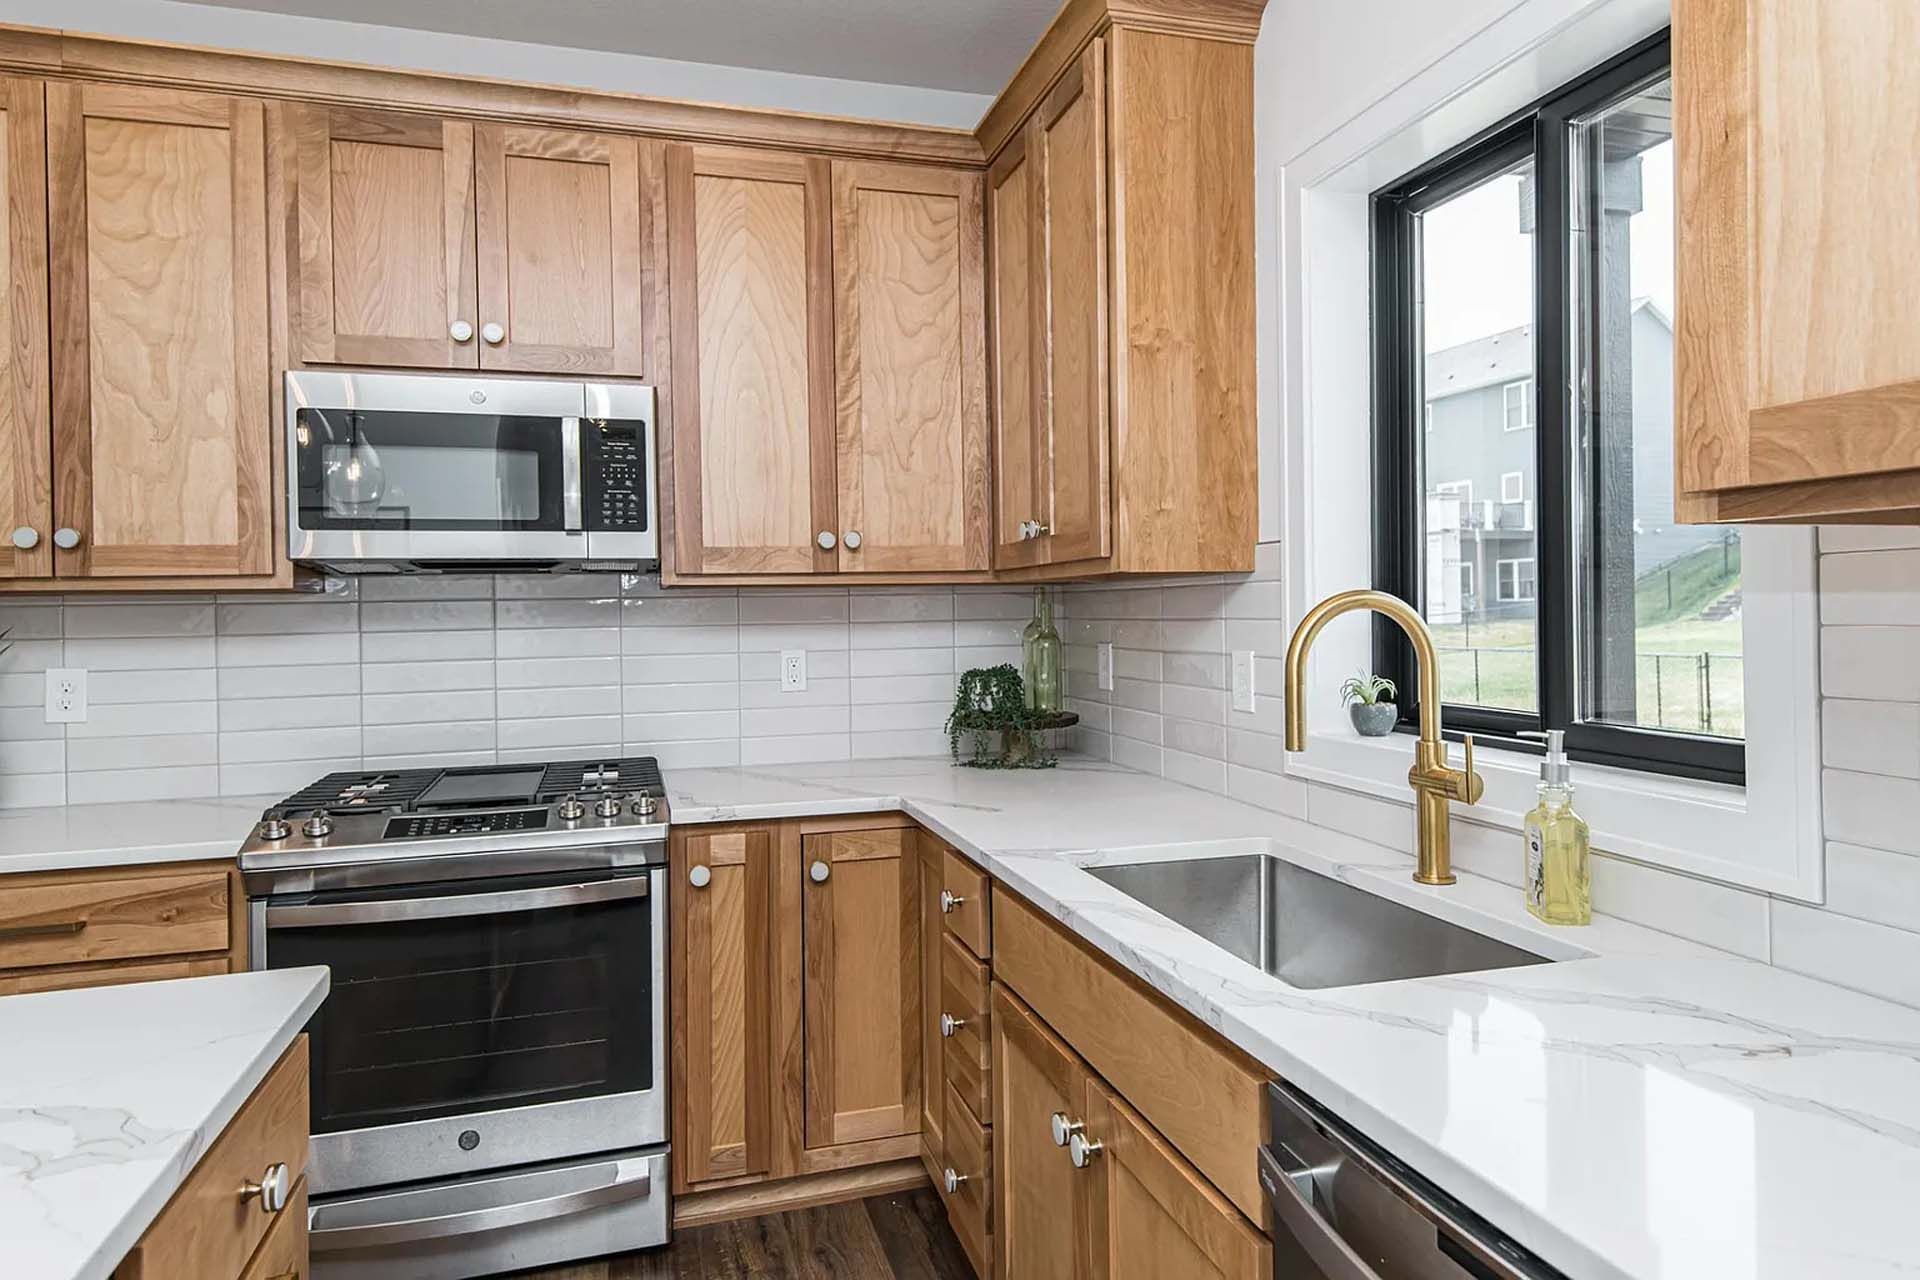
[310,1147,668,1280]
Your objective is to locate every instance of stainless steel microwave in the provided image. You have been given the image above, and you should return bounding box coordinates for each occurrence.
[286,370,657,574]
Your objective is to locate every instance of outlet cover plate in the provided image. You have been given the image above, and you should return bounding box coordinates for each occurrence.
[780,650,807,692]
[1231,651,1256,713]
[1097,642,1115,692]
[45,667,87,723]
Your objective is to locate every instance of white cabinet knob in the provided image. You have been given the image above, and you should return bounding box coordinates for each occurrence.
[939,889,965,914]
[816,531,837,551]
[1050,1112,1084,1147]
[449,319,474,343]
[240,1162,290,1214]
[940,1012,966,1038]
[481,322,506,345]
[943,1167,968,1194]
[9,527,37,550]
[1069,1131,1104,1168]
[843,531,862,550]
[688,864,712,889]
[809,859,830,884]
[52,527,80,550]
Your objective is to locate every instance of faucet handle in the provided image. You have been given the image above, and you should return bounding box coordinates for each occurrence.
[1459,734,1485,805]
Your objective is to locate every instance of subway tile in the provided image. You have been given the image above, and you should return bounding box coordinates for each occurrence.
[362,660,495,694]
[215,602,357,635]
[853,729,949,758]
[622,595,740,627]
[1112,678,1161,713]
[67,733,218,771]
[851,648,954,678]
[1821,526,1920,553]
[1820,550,1920,626]
[623,710,741,743]
[362,721,496,757]
[1113,648,1162,682]
[1225,763,1309,819]
[648,739,741,769]
[362,690,495,725]
[66,765,219,804]
[499,743,622,765]
[739,677,850,709]
[497,715,623,750]
[360,629,494,663]
[0,706,60,741]
[623,624,740,656]
[1163,682,1226,724]
[218,694,360,733]
[219,726,362,763]
[1821,627,1920,700]
[69,701,218,738]
[497,686,621,720]
[737,593,849,625]
[850,621,953,650]
[358,575,494,601]
[221,758,358,798]
[621,682,740,713]
[851,673,954,705]
[0,639,61,675]
[63,602,213,639]
[1163,748,1228,794]
[850,592,953,623]
[736,622,848,654]
[954,618,1024,648]
[92,669,219,705]
[495,573,624,600]
[0,604,61,639]
[0,673,35,708]
[850,701,949,732]
[1824,842,1920,933]
[1823,698,1920,777]
[497,656,622,688]
[1823,768,1920,856]
[361,600,495,632]
[216,633,356,667]
[365,749,497,770]
[1772,900,1920,1009]
[1110,706,1162,744]
[741,704,851,737]
[1110,735,1162,775]
[0,739,63,775]
[0,772,65,808]
[1588,854,1770,960]
[954,591,1034,621]
[496,598,620,629]
[219,664,360,699]
[1161,584,1226,619]
[955,645,1021,671]
[1165,650,1227,689]
[622,653,740,685]
[1165,716,1227,760]
[67,636,215,670]
[495,626,617,659]
[741,733,850,766]
[739,650,850,682]
[1226,579,1286,619]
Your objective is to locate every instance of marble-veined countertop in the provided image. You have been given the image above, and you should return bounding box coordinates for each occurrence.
[0,793,278,875]
[666,757,1920,1280]
[0,967,329,1280]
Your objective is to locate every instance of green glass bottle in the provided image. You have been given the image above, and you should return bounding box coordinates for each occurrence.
[1022,587,1062,713]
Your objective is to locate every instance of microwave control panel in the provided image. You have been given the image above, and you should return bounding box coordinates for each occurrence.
[584,420,650,532]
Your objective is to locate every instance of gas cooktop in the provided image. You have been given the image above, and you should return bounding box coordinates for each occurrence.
[265,756,665,821]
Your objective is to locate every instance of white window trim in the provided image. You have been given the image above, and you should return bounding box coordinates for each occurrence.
[1433,480,1471,503]
[1494,556,1536,602]
[1270,0,1823,902]
[1501,470,1525,504]
[1459,562,1474,598]
[1502,378,1534,431]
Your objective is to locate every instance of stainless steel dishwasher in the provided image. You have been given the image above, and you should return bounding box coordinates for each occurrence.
[1260,1083,1565,1280]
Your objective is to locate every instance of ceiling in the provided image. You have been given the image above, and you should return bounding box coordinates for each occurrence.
[182,0,1061,93]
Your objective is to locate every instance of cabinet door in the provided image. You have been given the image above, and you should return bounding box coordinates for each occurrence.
[476,124,651,376]
[801,826,920,1148]
[290,105,479,369]
[48,83,273,579]
[917,833,947,1173]
[830,160,988,572]
[1035,38,1112,565]
[1676,0,1920,520]
[0,78,50,580]
[673,826,776,1188]
[1083,1080,1269,1280]
[988,128,1046,571]
[667,144,836,574]
[993,983,1094,1280]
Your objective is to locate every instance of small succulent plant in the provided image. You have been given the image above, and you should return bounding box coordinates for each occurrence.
[1339,672,1397,707]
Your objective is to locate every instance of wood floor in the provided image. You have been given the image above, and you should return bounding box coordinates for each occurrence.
[513,1188,975,1279]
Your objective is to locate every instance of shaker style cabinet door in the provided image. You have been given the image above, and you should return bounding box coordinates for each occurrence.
[1676,0,1920,521]
[666,144,837,574]
[992,984,1094,1280]
[917,832,949,1171]
[987,126,1046,572]
[474,124,653,376]
[48,82,273,578]
[289,105,480,369]
[672,826,777,1188]
[0,77,50,581]
[829,159,988,573]
[800,826,920,1149]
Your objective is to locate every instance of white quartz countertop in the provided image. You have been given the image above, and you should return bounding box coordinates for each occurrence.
[667,757,1920,1280]
[0,793,275,875]
[0,966,328,1280]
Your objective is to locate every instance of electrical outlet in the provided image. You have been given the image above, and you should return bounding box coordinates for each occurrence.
[44,667,87,723]
[1097,641,1115,692]
[1231,650,1256,714]
[780,649,807,692]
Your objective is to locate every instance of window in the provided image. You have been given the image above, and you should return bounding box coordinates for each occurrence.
[1433,480,1471,503]
[1459,562,1474,600]
[1503,379,1534,431]
[1371,32,1741,783]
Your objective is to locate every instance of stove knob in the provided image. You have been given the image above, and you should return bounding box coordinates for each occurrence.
[259,816,291,842]
[557,793,586,821]
[594,793,623,819]
[631,794,658,819]
[302,809,333,839]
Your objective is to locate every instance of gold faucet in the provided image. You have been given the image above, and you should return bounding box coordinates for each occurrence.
[1284,589,1483,886]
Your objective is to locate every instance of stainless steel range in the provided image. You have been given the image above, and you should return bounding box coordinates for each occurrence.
[239,757,671,1279]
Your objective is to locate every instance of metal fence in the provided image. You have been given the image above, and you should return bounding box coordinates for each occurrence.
[1437,646,1745,736]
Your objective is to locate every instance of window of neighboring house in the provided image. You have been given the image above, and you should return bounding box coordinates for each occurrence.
[1503,379,1534,431]
[1459,562,1474,601]
[1371,32,1742,783]
[1433,480,1471,503]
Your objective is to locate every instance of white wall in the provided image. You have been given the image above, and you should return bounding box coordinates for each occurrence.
[12,0,992,128]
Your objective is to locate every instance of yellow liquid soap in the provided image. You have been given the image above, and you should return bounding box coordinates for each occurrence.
[1524,783,1590,926]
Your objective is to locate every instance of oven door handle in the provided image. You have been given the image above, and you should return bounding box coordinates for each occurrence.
[309,1156,653,1253]
[562,415,584,531]
[264,876,648,929]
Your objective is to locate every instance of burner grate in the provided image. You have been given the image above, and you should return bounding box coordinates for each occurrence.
[540,757,664,797]
[271,769,440,817]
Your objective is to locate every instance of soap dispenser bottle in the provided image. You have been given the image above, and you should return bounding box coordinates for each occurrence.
[1522,730,1590,925]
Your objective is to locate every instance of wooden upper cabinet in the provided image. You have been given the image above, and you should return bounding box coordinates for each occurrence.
[475,124,653,375]
[290,106,478,369]
[989,128,1045,572]
[0,78,51,581]
[1675,0,1920,521]
[667,144,836,575]
[800,826,920,1149]
[831,160,988,573]
[48,83,273,579]
[1034,40,1112,567]
[672,826,776,1189]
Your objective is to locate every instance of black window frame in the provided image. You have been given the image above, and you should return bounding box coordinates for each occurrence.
[1370,31,1743,786]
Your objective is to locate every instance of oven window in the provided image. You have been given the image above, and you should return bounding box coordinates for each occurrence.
[269,874,654,1134]
[293,409,567,531]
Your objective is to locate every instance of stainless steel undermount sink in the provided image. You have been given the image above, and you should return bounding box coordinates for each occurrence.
[1086,853,1549,990]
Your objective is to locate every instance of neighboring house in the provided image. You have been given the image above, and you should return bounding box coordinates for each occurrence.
[1421,300,1724,624]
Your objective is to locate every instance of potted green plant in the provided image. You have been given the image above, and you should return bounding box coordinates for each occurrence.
[945,664,1059,769]
[1340,672,1398,737]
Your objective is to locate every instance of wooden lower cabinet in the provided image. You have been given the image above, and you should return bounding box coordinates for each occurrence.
[917,831,949,1179]
[0,860,249,992]
[994,983,1095,1280]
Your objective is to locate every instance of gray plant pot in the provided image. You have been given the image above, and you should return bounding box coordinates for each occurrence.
[1349,701,1398,737]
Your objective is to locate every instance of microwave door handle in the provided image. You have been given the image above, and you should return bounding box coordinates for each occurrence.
[562,415,584,532]
[264,876,648,930]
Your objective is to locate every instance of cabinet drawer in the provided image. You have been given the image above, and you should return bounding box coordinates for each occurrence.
[0,954,227,997]
[942,1080,992,1278]
[940,932,991,1125]
[115,1037,309,1280]
[238,1176,307,1280]
[991,885,1267,1224]
[0,869,228,971]
[940,845,991,959]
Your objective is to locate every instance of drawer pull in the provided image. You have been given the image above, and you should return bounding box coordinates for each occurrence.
[1069,1132,1105,1169]
[939,889,965,914]
[943,1167,968,1195]
[809,860,831,884]
[0,918,86,942]
[241,1162,291,1214]
[939,1012,966,1038]
[1050,1111,1084,1148]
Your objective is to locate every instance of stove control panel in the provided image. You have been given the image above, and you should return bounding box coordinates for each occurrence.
[383,808,552,841]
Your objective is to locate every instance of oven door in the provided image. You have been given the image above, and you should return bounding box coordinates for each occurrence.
[287,370,587,564]
[260,865,666,1195]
